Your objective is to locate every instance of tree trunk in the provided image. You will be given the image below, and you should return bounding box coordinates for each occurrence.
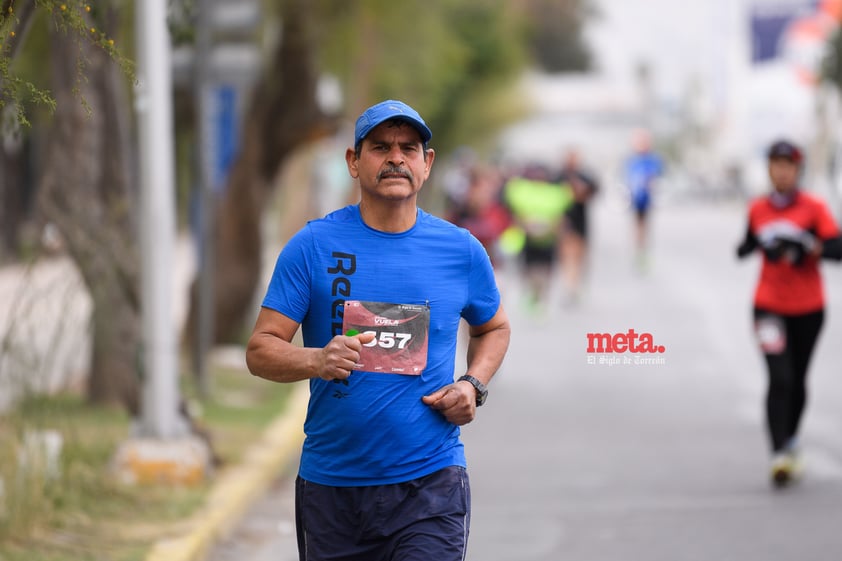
[37,11,141,414]
[185,0,336,346]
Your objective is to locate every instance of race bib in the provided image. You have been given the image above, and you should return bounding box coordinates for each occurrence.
[342,301,430,375]
[755,316,786,355]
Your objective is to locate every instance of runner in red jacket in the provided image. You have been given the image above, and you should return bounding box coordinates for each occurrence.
[737,139,842,488]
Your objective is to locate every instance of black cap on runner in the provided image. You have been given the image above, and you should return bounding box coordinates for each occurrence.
[767,140,803,164]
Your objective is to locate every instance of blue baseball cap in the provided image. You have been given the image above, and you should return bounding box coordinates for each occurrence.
[354,100,432,147]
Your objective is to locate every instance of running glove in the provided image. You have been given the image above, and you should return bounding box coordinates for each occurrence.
[762,232,817,265]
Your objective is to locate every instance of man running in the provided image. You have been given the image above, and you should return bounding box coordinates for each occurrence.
[247,99,510,559]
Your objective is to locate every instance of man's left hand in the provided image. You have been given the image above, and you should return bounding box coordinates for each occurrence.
[421,381,477,426]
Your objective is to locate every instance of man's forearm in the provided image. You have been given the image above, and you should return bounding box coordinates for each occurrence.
[465,324,511,385]
[245,335,320,383]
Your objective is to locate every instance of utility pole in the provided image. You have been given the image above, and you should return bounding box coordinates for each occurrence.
[135,0,182,440]
[112,0,211,485]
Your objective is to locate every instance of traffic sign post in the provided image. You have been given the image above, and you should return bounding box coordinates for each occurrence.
[193,0,261,397]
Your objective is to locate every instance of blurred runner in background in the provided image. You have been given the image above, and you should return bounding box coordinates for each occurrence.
[503,164,572,313]
[623,128,663,271]
[446,164,511,268]
[736,139,842,489]
[554,148,599,306]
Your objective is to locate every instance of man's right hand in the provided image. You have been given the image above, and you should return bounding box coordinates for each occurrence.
[317,332,376,381]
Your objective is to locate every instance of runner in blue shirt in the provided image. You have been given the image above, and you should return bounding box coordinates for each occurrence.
[246,100,511,561]
[624,128,663,269]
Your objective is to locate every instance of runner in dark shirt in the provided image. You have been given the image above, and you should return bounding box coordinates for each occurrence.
[554,149,599,305]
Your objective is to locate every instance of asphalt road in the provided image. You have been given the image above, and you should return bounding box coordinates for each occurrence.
[205,194,842,561]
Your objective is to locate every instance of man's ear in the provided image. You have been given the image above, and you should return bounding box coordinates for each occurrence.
[424,148,436,177]
[345,147,359,178]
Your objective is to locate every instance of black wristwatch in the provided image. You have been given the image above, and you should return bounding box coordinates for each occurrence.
[457,374,488,407]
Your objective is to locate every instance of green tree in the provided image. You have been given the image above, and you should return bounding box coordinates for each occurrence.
[314,0,530,154]
[2,1,141,413]
[0,0,131,125]
[521,0,595,73]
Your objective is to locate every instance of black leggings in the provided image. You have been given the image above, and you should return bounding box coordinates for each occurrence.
[753,308,824,453]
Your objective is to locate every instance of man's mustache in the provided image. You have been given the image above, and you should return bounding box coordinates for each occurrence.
[377,165,413,182]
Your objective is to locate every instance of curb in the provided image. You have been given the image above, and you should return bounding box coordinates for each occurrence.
[145,382,309,561]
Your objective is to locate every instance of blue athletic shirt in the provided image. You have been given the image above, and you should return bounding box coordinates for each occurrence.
[261,204,501,486]
[625,152,663,210]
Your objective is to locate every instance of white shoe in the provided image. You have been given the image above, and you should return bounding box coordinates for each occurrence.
[770,453,794,488]
[785,438,804,480]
